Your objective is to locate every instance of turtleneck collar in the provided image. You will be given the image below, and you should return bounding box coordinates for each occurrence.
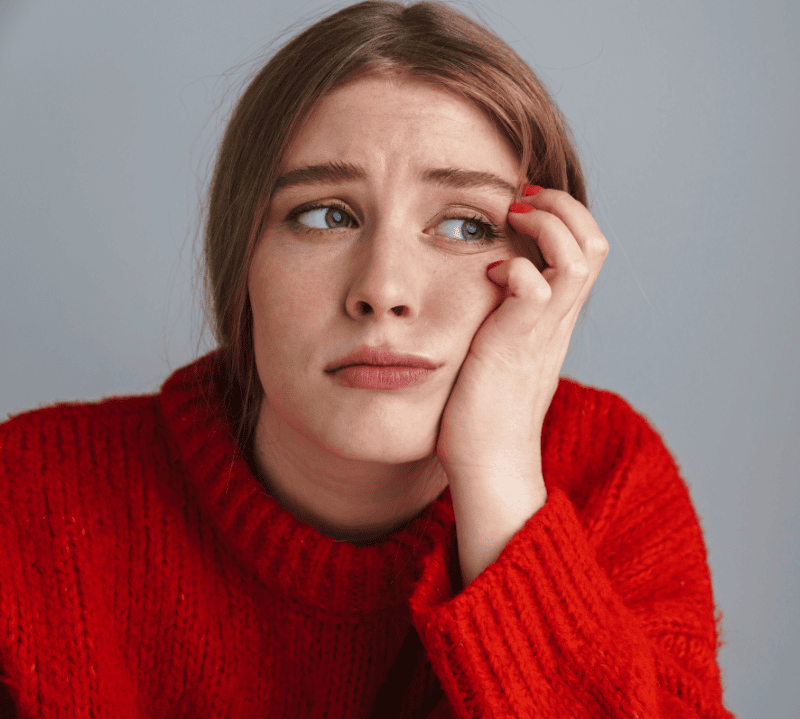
[158,349,461,618]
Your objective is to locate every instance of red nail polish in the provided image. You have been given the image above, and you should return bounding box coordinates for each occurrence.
[487,260,505,270]
[509,203,535,213]
[523,185,543,196]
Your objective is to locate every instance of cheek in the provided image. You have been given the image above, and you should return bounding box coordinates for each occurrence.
[435,266,506,338]
[248,254,276,327]
[249,252,328,342]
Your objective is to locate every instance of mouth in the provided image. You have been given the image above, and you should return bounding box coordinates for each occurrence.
[325,345,440,373]
[327,364,436,390]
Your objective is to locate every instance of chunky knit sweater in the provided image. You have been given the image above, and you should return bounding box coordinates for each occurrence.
[0,350,734,718]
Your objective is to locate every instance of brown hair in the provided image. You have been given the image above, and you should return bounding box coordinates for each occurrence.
[200,0,588,454]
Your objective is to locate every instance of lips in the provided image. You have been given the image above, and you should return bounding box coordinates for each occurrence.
[331,365,435,390]
[325,345,440,373]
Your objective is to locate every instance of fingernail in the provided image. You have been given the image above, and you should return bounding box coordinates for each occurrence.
[523,185,543,196]
[509,203,535,213]
[487,260,505,270]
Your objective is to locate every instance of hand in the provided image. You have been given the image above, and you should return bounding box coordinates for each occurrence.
[435,187,609,586]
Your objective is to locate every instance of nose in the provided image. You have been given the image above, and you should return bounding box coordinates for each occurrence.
[344,222,421,321]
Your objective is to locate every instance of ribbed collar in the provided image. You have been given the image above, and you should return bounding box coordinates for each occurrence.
[158,350,460,619]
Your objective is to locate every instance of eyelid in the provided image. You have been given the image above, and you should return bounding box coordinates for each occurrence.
[283,200,350,224]
[436,205,497,226]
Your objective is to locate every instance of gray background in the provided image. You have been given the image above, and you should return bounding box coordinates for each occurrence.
[2,0,798,715]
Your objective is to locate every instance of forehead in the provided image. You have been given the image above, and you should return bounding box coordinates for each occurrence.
[281,76,520,180]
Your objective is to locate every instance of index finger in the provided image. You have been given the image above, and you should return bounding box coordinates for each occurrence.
[519,188,609,273]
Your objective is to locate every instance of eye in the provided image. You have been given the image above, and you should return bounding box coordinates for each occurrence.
[287,202,356,232]
[435,217,500,245]
[285,202,500,246]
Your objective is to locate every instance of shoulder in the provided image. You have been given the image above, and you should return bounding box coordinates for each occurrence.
[1,390,161,437]
[0,391,175,579]
[544,377,684,513]
[548,376,670,450]
[0,391,164,492]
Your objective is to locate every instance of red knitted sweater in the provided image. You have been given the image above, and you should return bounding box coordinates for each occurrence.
[0,351,734,718]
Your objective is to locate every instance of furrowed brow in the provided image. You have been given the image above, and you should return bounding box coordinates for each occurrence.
[271,162,516,198]
[421,167,516,198]
[272,162,366,196]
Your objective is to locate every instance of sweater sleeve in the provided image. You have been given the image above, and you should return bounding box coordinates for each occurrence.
[408,401,735,719]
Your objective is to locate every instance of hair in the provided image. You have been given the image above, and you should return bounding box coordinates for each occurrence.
[199,0,588,456]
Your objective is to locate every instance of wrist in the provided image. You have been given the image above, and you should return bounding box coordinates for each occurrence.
[449,467,547,587]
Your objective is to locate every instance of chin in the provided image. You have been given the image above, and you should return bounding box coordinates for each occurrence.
[322,423,438,465]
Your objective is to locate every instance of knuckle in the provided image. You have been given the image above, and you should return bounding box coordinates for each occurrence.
[532,276,552,302]
[565,258,590,281]
[589,234,610,258]
[551,191,581,216]
[541,187,568,204]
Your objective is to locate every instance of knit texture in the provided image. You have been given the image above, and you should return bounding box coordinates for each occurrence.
[0,350,735,718]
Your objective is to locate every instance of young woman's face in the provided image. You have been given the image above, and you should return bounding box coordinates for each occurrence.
[249,76,523,466]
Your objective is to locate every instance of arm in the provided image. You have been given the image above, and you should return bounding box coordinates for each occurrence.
[410,395,734,718]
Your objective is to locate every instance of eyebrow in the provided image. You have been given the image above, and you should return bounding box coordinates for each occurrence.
[271,161,516,198]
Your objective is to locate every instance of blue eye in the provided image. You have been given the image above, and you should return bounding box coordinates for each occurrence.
[437,218,497,244]
[286,202,499,245]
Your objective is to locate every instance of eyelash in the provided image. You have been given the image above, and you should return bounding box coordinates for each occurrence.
[284,201,501,245]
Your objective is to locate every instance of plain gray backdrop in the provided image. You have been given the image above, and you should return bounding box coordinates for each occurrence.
[2,1,798,716]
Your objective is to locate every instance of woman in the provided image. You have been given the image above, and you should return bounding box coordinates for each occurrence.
[0,1,735,717]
